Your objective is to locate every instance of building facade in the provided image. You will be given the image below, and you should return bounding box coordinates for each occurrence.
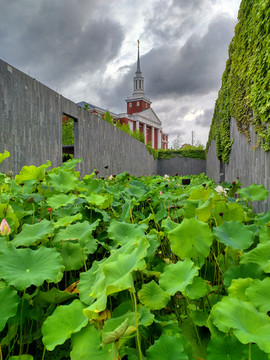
[78,41,168,150]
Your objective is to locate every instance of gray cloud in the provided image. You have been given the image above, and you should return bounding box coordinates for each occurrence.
[0,0,124,88]
[194,108,214,127]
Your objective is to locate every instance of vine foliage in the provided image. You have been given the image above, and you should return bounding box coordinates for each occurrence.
[206,0,270,163]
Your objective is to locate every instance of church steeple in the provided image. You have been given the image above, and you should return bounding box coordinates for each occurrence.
[133,39,145,96]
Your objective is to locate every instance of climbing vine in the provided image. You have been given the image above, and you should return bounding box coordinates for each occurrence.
[206,0,270,163]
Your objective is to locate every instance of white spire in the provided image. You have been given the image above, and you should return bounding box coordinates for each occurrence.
[133,39,144,95]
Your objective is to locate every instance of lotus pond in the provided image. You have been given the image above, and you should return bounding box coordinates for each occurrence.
[0,151,270,360]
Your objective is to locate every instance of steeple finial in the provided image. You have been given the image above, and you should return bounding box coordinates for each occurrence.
[136,39,141,74]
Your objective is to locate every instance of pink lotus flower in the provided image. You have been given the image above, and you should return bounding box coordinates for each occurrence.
[0,219,11,236]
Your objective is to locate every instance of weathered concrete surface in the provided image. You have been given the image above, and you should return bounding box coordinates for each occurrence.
[207,118,270,213]
[0,58,157,177]
[157,156,206,176]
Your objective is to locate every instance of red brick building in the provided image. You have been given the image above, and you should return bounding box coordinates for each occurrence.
[78,41,168,149]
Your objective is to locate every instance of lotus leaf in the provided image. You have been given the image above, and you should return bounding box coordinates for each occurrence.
[138,280,170,310]
[146,334,188,360]
[240,241,270,272]
[0,246,64,290]
[0,150,10,164]
[0,285,20,331]
[184,276,208,299]
[207,336,248,360]
[195,197,213,222]
[60,242,84,271]
[107,219,147,246]
[228,278,253,301]
[12,219,54,247]
[211,297,270,353]
[46,193,77,209]
[213,202,244,224]
[53,213,82,228]
[36,287,77,307]
[161,217,179,235]
[82,192,113,209]
[9,356,34,360]
[245,278,270,313]
[42,299,88,351]
[224,263,263,287]
[83,238,149,317]
[159,258,198,295]
[213,221,254,250]
[71,325,110,360]
[238,184,269,202]
[47,169,79,192]
[53,220,100,252]
[183,200,200,218]
[15,161,51,184]
[168,218,213,259]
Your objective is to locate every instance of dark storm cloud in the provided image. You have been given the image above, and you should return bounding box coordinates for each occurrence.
[0,0,124,88]
[101,13,235,110]
[143,14,235,97]
[194,108,214,127]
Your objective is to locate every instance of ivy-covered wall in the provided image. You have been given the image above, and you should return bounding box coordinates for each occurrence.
[206,0,270,163]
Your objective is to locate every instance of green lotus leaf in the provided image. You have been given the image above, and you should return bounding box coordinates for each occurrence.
[15,161,51,184]
[207,335,248,360]
[60,157,82,171]
[47,169,79,192]
[184,276,208,299]
[183,200,200,218]
[0,246,64,290]
[154,208,168,223]
[53,220,100,251]
[159,258,198,296]
[0,285,20,331]
[36,287,77,307]
[168,218,213,259]
[78,261,102,305]
[191,309,208,327]
[213,221,254,250]
[146,334,188,360]
[195,197,213,222]
[188,188,212,201]
[127,184,147,199]
[228,278,253,301]
[245,278,270,313]
[138,306,155,327]
[46,193,78,210]
[60,242,84,271]
[0,150,10,164]
[71,324,110,360]
[82,193,113,209]
[83,238,149,317]
[161,217,179,235]
[211,297,270,353]
[12,219,54,247]
[53,213,82,228]
[240,241,270,272]
[259,224,270,243]
[42,299,88,351]
[238,184,269,202]
[138,281,170,310]
[224,263,263,287]
[0,203,19,231]
[213,202,244,224]
[107,219,147,246]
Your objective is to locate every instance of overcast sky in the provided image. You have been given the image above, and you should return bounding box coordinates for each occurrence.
[0,0,242,146]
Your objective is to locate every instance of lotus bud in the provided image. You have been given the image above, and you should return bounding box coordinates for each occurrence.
[0,219,11,236]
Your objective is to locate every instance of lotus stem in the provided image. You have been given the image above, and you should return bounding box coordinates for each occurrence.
[130,290,142,360]
[19,290,26,357]
[249,343,251,360]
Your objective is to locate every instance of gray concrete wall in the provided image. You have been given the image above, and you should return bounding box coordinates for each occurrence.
[157,156,206,176]
[207,118,270,212]
[0,59,157,177]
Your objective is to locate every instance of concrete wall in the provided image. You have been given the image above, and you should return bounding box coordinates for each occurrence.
[0,59,157,177]
[157,156,206,176]
[207,118,270,213]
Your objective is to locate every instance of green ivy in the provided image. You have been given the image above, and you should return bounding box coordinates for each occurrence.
[206,0,270,163]
[158,148,206,160]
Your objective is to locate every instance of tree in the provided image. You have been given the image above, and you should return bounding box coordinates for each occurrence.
[103,110,113,124]
[170,135,183,150]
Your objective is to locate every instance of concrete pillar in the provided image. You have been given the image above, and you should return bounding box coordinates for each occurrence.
[151,127,155,148]
[143,123,147,144]
[158,130,162,149]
